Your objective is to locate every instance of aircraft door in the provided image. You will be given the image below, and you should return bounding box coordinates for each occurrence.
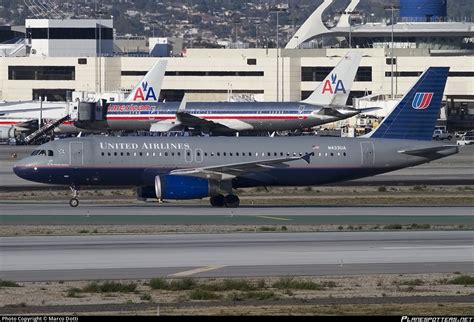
[195,148,203,163]
[70,142,84,166]
[360,142,375,167]
[185,149,193,163]
[298,105,305,120]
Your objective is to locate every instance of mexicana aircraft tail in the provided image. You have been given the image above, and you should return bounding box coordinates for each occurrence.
[365,67,449,141]
[125,60,167,102]
[301,51,362,106]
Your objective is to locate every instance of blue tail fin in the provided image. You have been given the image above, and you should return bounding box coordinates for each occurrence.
[367,67,449,141]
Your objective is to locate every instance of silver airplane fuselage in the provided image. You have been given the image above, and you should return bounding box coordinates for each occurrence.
[75,101,361,132]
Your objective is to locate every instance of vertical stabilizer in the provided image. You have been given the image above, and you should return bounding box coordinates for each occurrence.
[301,51,362,106]
[365,67,449,141]
[124,60,167,102]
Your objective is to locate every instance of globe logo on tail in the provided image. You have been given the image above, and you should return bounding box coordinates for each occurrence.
[412,92,433,110]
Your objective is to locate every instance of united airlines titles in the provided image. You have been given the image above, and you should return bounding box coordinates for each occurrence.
[99,142,191,150]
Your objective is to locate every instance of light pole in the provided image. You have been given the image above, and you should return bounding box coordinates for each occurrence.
[341,10,359,48]
[270,4,288,102]
[384,5,400,99]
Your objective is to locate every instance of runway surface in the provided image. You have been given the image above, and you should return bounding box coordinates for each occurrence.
[1,203,473,225]
[0,145,473,188]
[1,231,473,281]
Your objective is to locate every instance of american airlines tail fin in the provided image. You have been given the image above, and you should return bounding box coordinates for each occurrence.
[365,67,449,141]
[301,51,362,106]
[124,60,167,102]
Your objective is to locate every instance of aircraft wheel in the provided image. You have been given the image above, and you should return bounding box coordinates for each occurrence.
[69,198,79,207]
[224,194,240,208]
[210,194,225,207]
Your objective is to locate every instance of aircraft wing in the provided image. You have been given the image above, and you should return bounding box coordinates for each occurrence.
[398,145,458,156]
[169,153,313,180]
[176,111,236,132]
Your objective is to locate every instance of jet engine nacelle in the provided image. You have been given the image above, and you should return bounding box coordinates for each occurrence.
[154,175,218,200]
[0,125,17,139]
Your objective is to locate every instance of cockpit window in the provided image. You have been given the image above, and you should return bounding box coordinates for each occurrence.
[31,150,53,156]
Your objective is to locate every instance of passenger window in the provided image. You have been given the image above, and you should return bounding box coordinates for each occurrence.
[139,152,143,156]
[165,152,168,156]
[172,152,175,156]
[114,152,117,156]
[121,152,124,156]
[205,152,208,156]
[236,152,239,156]
[343,152,347,156]
[48,150,53,156]
[186,152,190,156]
[280,152,283,156]
[330,153,334,156]
[223,152,227,156]
[146,152,150,156]
[325,153,328,156]
[267,153,271,156]
[217,152,220,156]
[101,152,104,156]
[178,152,181,156]
[127,152,130,156]
[211,152,215,156]
[337,152,341,156]
[229,152,232,156]
[108,152,111,156]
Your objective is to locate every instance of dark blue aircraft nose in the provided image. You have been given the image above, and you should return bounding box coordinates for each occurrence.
[13,161,34,181]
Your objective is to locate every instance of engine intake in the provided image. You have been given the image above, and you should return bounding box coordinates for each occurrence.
[0,126,17,140]
[155,175,218,200]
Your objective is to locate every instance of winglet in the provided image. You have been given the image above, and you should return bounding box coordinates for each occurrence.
[302,152,315,164]
[177,95,187,113]
[301,51,362,106]
[125,60,167,102]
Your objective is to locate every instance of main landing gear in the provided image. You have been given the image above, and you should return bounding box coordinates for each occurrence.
[69,186,80,207]
[210,194,240,208]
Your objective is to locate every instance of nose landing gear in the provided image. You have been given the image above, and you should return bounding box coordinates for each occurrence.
[69,186,80,207]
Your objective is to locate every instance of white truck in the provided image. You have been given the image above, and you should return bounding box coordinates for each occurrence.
[456,131,474,145]
[432,129,452,140]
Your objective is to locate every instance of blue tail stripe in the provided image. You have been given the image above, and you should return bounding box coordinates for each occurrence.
[414,93,423,108]
[370,67,449,141]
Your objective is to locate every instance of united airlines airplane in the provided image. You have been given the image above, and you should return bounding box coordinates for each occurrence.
[74,52,378,134]
[14,67,457,208]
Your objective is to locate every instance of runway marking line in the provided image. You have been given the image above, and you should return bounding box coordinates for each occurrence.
[255,215,292,221]
[169,265,226,277]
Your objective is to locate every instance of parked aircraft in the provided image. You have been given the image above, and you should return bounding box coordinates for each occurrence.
[74,52,378,134]
[14,67,455,208]
[0,61,167,141]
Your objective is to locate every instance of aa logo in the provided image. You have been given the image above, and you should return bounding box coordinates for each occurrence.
[133,81,157,101]
[321,74,346,94]
[412,92,433,110]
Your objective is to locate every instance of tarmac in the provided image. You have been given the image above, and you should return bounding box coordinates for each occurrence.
[1,231,472,281]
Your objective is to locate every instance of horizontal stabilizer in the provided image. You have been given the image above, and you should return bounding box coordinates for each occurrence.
[398,145,458,156]
[357,107,381,114]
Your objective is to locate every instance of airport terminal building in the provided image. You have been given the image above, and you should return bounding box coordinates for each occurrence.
[0,2,473,131]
